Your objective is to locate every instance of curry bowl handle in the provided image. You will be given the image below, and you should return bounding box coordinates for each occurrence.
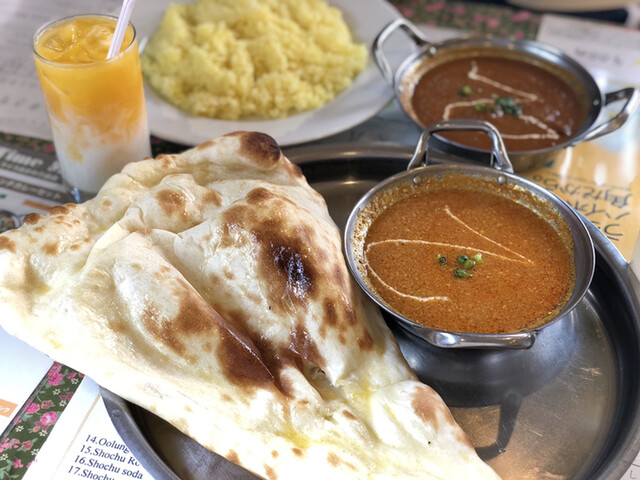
[575,87,639,145]
[408,119,514,173]
[372,18,430,84]
[426,329,537,349]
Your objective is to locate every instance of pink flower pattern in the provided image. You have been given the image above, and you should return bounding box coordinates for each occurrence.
[24,403,40,415]
[0,362,84,479]
[512,10,533,22]
[426,1,445,12]
[392,0,539,39]
[39,412,58,428]
[59,392,74,403]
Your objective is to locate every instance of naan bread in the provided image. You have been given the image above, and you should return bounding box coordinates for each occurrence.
[0,132,499,479]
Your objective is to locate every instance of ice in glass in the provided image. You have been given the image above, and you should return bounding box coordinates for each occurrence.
[33,15,151,202]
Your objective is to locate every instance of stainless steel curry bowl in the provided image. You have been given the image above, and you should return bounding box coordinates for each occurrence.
[344,120,595,349]
[373,18,639,172]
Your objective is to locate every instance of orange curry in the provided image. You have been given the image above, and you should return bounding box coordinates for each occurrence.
[362,179,574,334]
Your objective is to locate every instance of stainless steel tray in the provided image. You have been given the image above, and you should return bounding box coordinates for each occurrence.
[102,146,640,480]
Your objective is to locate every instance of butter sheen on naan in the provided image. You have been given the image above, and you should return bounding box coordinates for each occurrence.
[0,132,500,479]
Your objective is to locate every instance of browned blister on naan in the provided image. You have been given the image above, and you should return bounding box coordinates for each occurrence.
[0,132,500,479]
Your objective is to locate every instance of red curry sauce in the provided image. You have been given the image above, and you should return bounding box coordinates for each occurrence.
[362,181,574,334]
[410,56,586,151]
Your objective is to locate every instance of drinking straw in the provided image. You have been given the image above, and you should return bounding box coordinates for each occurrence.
[107,0,138,59]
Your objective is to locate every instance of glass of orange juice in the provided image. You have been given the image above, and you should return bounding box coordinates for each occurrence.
[33,14,151,203]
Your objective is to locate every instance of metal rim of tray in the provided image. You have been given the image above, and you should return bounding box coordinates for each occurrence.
[102,144,640,480]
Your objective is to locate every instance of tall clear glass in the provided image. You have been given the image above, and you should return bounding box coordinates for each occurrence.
[33,14,151,203]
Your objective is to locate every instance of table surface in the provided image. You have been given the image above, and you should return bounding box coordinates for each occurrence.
[1,1,640,480]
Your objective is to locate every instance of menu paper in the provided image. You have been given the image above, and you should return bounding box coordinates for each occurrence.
[0,141,70,220]
[537,14,640,87]
[21,378,152,480]
[0,327,53,433]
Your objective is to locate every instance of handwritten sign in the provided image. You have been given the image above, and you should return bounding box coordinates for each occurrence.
[523,139,640,262]
[530,170,636,244]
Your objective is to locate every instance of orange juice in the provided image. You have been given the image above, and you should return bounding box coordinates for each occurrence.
[33,15,150,201]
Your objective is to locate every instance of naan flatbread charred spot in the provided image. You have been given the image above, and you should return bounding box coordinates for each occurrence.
[0,132,500,479]
[0,236,15,252]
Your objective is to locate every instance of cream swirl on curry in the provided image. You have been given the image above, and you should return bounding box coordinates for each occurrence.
[364,204,534,304]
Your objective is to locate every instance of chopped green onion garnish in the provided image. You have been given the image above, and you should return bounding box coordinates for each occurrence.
[457,255,469,265]
[459,85,473,96]
[463,259,476,270]
[474,96,522,116]
[437,254,448,265]
[454,268,473,279]
[493,95,522,116]
[471,253,483,264]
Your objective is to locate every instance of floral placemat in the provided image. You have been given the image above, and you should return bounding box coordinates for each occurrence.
[392,0,541,39]
[0,363,84,480]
